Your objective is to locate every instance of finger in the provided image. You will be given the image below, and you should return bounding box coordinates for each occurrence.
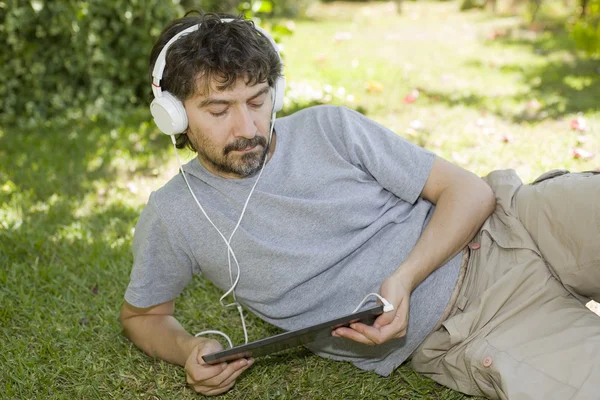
[187,362,228,385]
[201,358,251,387]
[332,326,376,346]
[350,322,387,344]
[215,360,253,388]
[349,321,406,344]
[194,360,253,395]
[201,380,236,396]
[194,380,235,396]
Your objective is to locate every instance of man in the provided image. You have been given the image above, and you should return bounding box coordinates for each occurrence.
[120,12,600,399]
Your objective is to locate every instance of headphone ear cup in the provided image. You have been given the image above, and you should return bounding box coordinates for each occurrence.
[273,76,286,113]
[150,91,188,135]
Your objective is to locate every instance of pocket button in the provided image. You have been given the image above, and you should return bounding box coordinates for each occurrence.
[469,242,481,250]
[482,356,493,367]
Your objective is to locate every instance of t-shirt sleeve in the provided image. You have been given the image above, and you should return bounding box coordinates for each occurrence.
[124,193,194,308]
[337,106,435,204]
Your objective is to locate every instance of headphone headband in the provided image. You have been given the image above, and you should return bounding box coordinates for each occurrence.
[150,18,286,136]
[151,18,282,99]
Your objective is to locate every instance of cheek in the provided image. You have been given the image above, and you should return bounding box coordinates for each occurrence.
[258,111,273,131]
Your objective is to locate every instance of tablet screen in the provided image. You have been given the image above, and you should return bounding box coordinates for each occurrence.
[202,304,384,365]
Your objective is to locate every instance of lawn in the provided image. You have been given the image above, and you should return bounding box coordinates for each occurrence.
[1,1,598,399]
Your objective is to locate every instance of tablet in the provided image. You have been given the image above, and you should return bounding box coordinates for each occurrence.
[202,304,384,365]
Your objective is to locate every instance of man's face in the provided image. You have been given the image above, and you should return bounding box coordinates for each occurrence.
[183,78,273,179]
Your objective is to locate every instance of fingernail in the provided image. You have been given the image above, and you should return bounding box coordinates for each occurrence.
[247,358,254,366]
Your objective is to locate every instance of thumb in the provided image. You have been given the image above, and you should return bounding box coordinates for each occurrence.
[373,309,396,328]
[196,339,224,365]
[195,345,205,365]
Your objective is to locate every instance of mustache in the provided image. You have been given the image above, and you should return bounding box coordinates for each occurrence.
[223,135,267,155]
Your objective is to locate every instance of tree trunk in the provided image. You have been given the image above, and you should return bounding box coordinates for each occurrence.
[394,0,403,15]
[531,0,542,22]
[581,0,589,17]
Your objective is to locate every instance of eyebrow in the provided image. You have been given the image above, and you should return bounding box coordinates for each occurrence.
[197,86,270,109]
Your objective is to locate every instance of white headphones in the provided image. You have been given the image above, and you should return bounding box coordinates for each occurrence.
[150,18,286,136]
[152,18,393,349]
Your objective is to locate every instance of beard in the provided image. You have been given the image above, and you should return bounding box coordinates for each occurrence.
[196,135,269,178]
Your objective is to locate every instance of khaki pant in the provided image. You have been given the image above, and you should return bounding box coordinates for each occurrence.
[411,169,600,400]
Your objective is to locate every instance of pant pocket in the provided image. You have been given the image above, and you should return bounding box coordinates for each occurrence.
[467,338,578,400]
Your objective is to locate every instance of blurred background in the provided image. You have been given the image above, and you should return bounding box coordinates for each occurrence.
[1,1,599,399]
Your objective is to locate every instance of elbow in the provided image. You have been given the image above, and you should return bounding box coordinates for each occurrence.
[119,303,134,339]
[118,303,127,327]
[480,180,496,217]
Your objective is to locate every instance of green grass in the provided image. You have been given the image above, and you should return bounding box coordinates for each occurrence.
[1,1,598,399]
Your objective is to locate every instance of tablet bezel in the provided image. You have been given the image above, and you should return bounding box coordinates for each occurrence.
[202,304,384,365]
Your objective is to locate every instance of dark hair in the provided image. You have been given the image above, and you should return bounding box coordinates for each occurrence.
[149,11,283,152]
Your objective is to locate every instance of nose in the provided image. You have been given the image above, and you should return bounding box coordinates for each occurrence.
[232,105,256,139]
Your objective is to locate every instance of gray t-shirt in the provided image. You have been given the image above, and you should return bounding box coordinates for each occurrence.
[125,105,461,376]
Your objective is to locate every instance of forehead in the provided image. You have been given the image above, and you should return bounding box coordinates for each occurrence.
[191,73,269,99]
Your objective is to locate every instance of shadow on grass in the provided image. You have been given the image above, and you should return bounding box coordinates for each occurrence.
[493,23,600,120]
[0,109,183,397]
[1,109,166,200]
[0,109,172,273]
[422,23,599,122]
[0,108,173,291]
[0,107,173,307]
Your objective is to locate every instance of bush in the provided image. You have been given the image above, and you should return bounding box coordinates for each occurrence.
[181,0,239,13]
[0,1,305,128]
[0,1,184,127]
[569,0,600,56]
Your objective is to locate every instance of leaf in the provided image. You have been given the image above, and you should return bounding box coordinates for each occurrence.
[30,0,43,13]
[272,22,294,36]
[252,1,273,14]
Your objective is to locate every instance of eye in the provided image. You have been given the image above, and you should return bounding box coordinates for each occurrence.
[209,109,227,117]
[249,102,264,109]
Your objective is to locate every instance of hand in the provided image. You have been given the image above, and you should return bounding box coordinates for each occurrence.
[332,273,411,345]
[185,339,253,396]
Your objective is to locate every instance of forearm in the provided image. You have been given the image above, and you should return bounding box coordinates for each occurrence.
[122,314,207,366]
[395,177,495,291]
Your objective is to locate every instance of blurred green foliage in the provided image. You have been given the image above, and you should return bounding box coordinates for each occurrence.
[192,0,316,17]
[570,0,600,56]
[0,0,304,129]
[0,0,186,128]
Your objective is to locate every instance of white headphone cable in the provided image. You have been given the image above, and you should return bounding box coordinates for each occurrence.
[170,99,277,348]
[168,89,393,350]
[352,293,394,313]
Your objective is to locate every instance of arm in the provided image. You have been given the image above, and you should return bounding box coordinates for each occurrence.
[120,300,202,365]
[394,156,495,290]
[333,156,496,344]
[120,300,253,395]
